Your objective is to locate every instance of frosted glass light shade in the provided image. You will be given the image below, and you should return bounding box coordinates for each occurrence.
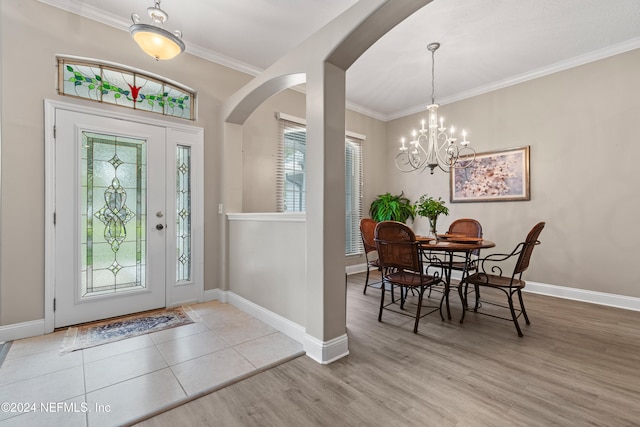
[130,24,185,60]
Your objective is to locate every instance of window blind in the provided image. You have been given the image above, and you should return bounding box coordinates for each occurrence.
[276,113,364,255]
[276,118,307,212]
[345,135,364,255]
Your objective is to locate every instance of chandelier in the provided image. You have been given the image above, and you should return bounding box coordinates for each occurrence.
[396,43,475,174]
[130,0,185,61]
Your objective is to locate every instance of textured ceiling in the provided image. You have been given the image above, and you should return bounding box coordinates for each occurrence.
[40,0,640,121]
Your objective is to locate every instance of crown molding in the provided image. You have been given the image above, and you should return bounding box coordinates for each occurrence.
[345,100,388,122]
[385,37,640,122]
[37,1,640,123]
[37,0,264,78]
[38,0,129,31]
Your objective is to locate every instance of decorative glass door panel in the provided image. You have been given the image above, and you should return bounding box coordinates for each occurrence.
[55,110,166,328]
[81,132,147,297]
[176,145,192,282]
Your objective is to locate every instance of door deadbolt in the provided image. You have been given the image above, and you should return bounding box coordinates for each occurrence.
[156,224,165,230]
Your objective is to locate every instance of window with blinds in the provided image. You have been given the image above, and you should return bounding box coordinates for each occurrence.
[276,114,364,256]
[345,135,364,255]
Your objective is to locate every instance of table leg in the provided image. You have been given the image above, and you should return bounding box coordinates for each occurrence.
[460,252,472,309]
[442,252,452,320]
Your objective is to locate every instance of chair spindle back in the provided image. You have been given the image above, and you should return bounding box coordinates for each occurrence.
[514,222,545,274]
[375,221,421,273]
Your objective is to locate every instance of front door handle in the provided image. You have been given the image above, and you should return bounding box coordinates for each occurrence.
[156,224,165,231]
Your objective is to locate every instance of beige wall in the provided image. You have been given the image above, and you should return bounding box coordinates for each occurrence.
[387,48,640,297]
[2,0,638,328]
[0,0,385,327]
[241,94,387,269]
[0,0,252,325]
[242,90,305,213]
[228,214,307,326]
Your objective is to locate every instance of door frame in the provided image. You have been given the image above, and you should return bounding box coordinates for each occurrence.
[44,99,204,333]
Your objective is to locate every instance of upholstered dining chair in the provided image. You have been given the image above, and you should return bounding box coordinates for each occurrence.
[374,221,444,333]
[360,218,382,295]
[460,222,545,337]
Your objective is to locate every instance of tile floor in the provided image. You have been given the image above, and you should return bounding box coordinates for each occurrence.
[0,301,305,427]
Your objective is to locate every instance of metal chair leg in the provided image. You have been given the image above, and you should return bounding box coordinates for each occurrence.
[378,280,386,322]
[518,289,530,325]
[507,292,523,337]
[363,267,371,294]
[458,282,467,324]
[438,285,446,321]
[413,286,425,333]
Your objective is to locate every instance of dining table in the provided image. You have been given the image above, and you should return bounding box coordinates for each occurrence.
[416,236,496,320]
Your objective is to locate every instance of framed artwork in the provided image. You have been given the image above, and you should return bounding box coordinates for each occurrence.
[450,146,530,203]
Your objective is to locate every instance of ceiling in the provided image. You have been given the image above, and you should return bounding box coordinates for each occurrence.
[40,0,640,121]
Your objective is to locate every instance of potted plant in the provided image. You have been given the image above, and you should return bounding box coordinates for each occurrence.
[415,195,449,236]
[369,192,415,223]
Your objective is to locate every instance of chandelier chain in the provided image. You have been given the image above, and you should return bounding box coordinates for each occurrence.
[394,42,476,174]
[431,48,436,105]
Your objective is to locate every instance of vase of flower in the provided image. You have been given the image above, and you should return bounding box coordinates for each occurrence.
[428,217,438,238]
[415,195,449,239]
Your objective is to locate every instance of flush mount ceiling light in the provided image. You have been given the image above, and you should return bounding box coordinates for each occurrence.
[130,0,185,60]
[396,43,475,174]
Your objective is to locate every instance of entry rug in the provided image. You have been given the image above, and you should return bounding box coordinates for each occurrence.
[60,306,199,354]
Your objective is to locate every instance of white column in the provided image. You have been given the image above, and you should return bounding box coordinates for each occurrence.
[304,61,349,362]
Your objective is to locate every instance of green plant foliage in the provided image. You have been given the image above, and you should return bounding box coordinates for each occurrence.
[415,195,449,232]
[369,192,415,223]
[415,195,449,220]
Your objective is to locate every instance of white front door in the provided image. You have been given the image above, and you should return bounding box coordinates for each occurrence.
[54,110,168,327]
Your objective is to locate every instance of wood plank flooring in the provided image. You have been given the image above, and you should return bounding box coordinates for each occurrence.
[135,273,640,426]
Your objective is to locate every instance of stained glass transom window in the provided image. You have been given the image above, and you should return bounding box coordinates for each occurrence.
[81,132,147,297]
[58,57,196,121]
[176,145,192,282]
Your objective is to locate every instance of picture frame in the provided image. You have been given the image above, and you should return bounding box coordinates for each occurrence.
[450,146,530,203]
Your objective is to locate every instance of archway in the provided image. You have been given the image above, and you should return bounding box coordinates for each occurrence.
[222,0,432,363]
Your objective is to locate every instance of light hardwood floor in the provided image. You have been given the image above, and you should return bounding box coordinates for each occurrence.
[136,273,640,426]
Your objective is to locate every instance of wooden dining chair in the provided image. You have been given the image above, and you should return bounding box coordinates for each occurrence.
[374,221,444,333]
[428,218,483,303]
[447,218,483,302]
[444,218,483,269]
[359,218,382,295]
[459,222,545,337]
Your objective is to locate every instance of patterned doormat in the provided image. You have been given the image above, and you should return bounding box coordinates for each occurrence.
[60,306,199,354]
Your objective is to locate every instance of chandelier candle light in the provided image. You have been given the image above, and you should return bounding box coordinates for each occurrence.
[130,0,185,60]
[396,42,475,174]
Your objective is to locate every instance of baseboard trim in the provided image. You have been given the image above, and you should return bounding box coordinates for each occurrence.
[227,292,307,345]
[303,332,350,364]
[0,319,46,343]
[349,263,640,312]
[205,289,349,364]
[346,263,369,275]
[202,288,227,304]
[525,281,640,312]
[4,280,637,344]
